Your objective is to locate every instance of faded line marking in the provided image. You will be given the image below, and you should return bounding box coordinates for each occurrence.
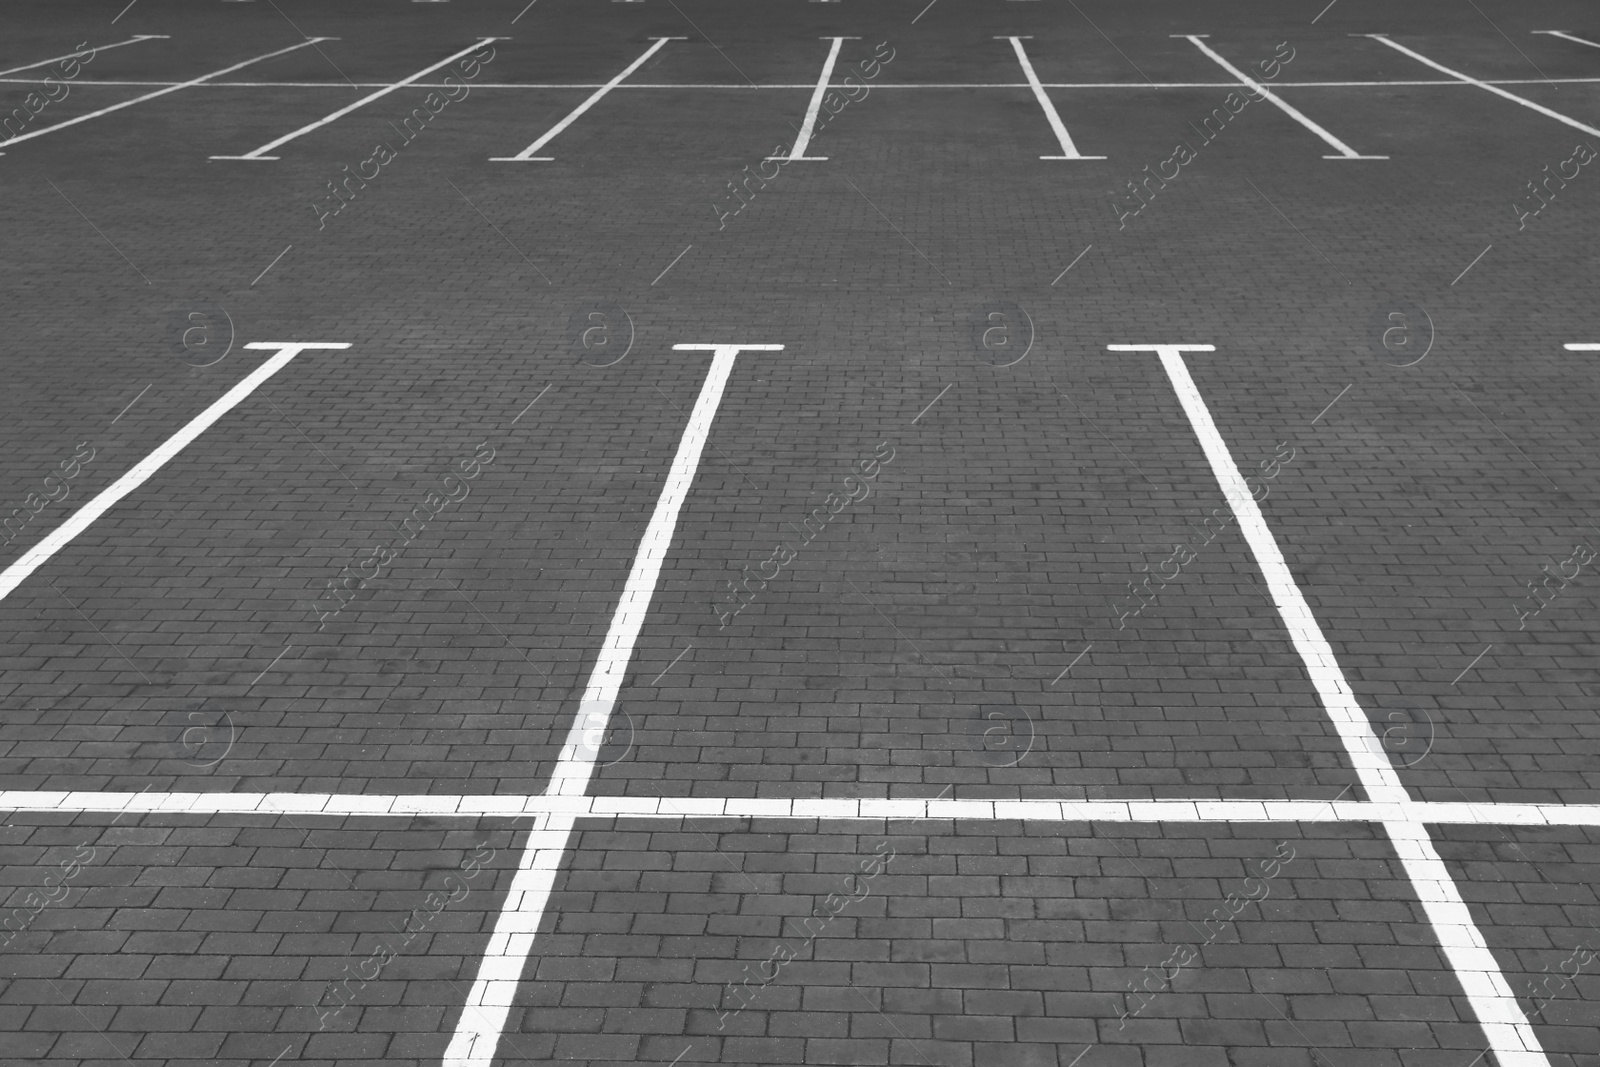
[651,243,693,285]
[1051,243,1092,284]
[110,383,152,425]
[1310,383,1352,424]
[1051,643,1092,685]
[650,644,693,685]
[1452,243,1493,285]
[912,383,953,424]
[1453,644,1493,686]
[512,383,552,424]
[250,244,292,286]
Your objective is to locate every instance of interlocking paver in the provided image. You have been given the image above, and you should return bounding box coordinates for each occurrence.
[1,0,1599,1063]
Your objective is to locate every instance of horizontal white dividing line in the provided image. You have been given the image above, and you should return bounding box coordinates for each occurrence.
[490,36,683,161]
[443,341,783,1067]
[1563,343,1600,350]
[0,342,349,603]
[16,78,1600,90]
[210,37,505,160]
[0,34,167,79]
[2,791,1596,825]
[1182,36,1385,159]
[1364,34,1600,139]
[0,39,332,152]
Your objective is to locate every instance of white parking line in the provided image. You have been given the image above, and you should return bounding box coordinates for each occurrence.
[1180,35,1387,158]
[490,36,684,161]
[1119,342,1550,1067]
[0,342,350,603]
[1563,343,1600,350]
[1531,30,1600,51]
[14,77,1600,90]
[210,38,505,160]
[0,39,333,153]
[999,36,1105,159]
[442,342,783,1067]
[0,34,168,79]
[2,791,1596,826]
[769,36,858,162]
[1364,34,1600,140]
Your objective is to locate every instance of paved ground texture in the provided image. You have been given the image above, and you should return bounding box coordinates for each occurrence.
[0,0,1598,1065]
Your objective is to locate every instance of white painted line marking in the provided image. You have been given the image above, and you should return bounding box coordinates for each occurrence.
[551,342,780,798]
[0,790,1597,826]
[110,383,151,425]
[912,382,953,423]
[1311,0,1341,23]
[511,0,539,21]
[1563,343,1600,350]
[111,0,140,23]
[650,643,693,684]
[210,38,504,160]
[1452,644,1493,685]
[511,383,552,423]
[770,36,858,161]
[0,39,331,152]
[1116,340,1403,800]
[1121,341,1550,1067]
[24,77,1600,90]
[443,341,783,1067]
[250,244,291,286]
[489,36,684,161]
[0,35,167,79]
[1000,36,1105,159]
[1385,819,1549,1066]
[1051,643,1091,685]
[1182,36,1386,158]
[1365,34,1600,138]
[1533,29,1600,51]
[1452,243,1493,286]
[1051,243,1092,284]
[0,342,350,604]
[651,243,692,285]
[911,0,940,23]
[1310,383,1352,424]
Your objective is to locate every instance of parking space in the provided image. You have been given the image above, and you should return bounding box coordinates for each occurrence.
[494,818,1492,1067]
[0,812,522,1066]
[1431,823,1600,1065]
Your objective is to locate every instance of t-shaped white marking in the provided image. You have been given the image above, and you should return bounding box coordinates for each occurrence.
[443,341,782,1067]
[769,37,861,161]
[1362,34,1600,140]
[1000,36,1105,159]
[210,38,506,160]
[1112,341,1549,1067]
[0,342,350,603]
[490,37,686,161]
[1178,36,1387,159]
